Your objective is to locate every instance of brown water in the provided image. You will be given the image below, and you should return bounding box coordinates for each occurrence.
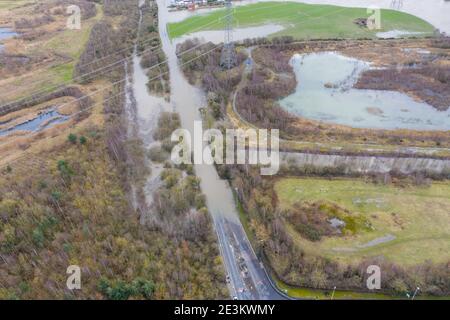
[157,0,284,299]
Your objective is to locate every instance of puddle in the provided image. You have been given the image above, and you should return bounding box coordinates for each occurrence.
[279,52,450,131]
[376,30,425,38]
[332,234,396,252]
[0,27,17,51]
[173,24,284,45]
[0,109,69,137]
[329,217,346,228]
[357,234,396,248]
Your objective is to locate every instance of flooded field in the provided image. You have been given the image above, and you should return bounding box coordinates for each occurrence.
[234,0,450,34]
[279,52,450,131]
[173,24,284,45]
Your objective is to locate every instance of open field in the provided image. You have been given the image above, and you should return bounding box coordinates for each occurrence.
[0,3,103,103]
[274,278,449,300]
[0,0,35,10]
[167,2,435,40]
[275,177,450,266]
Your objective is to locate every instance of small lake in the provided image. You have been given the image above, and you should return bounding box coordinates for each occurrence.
[0,109,69,137]
[0,27,17,51]
[279,52,450,131]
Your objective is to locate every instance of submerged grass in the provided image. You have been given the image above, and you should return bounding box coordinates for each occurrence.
[167,2,435,40]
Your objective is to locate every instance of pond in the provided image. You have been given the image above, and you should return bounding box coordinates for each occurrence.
[279,52,450,131]
[0,27,17,51]
[0,109,69,137]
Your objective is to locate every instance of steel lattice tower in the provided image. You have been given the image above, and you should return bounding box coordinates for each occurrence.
[220,0,237,70]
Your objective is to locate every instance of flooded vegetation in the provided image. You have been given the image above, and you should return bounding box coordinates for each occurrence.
[1,0,449,302]
[280,52,450,131]
[172,0,450,299]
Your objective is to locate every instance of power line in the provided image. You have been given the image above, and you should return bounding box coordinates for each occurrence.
[220,0,237,70]
[0,36,161,101]
[0,37,214,115]
[0,43,163,110]
[0,42,223,166]
[1,1,235,104]
[0,2,237,111]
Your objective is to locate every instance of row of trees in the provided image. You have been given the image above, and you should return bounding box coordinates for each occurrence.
[138,0,170,97]
[75,0,140,83]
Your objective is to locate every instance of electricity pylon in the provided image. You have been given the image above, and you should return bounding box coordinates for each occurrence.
[220,0,237,70]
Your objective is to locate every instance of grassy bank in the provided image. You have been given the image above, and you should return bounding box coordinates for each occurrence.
[167,2,435,40]
[274,277,449,300]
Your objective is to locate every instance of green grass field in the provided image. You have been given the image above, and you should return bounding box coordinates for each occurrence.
[167,2,435,40]
[274,178,450,266]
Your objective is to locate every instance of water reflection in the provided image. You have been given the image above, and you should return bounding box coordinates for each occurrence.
[0,109,69,137]
[279,52,450,131]
[0,27,17,51]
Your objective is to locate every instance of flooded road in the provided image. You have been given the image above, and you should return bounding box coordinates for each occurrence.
[156,0,285,300]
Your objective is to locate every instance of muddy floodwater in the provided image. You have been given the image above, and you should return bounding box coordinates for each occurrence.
[279,52,450,131]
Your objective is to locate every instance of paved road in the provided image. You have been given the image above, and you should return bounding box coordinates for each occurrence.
[214,215,285,299]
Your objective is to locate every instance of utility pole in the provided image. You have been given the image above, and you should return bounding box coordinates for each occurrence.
[412,286,420,300]
[331,286,337,300]
[220,0,237,70]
